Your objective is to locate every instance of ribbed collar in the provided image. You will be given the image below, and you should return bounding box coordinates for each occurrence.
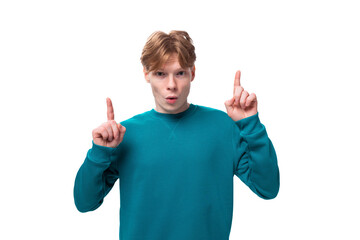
[149,103,197,121]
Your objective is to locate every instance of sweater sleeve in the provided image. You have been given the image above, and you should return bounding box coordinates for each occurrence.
[232,112,280,199]
[73,141,121,212]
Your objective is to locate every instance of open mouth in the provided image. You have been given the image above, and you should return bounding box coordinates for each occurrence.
[166,97,178,104]
[166,96,178,100]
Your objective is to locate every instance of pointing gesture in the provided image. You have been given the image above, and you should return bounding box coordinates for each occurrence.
[107,97,115,121]
[224,70,258,122]
[92,98,126,148]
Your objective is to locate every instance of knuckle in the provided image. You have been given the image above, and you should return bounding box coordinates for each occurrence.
[94,126,101,133]
[114,131,119,139]
[101,127,107,134]
[108,128,113,136]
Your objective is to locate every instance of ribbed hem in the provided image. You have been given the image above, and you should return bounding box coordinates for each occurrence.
[87,141,119,164]
[235,112,262,135]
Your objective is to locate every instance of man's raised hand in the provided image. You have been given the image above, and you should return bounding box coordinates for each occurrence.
[224,70,258,122]
[92,98,126,148]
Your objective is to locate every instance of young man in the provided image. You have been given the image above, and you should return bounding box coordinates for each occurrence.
[74,30,280,240]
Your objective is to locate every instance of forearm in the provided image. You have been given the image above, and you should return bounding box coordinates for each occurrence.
[234,113,280,199]
[74,142,119,212]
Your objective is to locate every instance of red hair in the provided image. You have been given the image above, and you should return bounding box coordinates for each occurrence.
[140,30,196,72]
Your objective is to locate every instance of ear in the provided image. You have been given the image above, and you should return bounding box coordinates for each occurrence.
[190,65,196,82]
[143,67,150,83]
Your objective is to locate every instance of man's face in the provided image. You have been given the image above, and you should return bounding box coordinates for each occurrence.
[144,54,195,114]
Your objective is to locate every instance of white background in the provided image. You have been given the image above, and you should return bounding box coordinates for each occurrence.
[1,0,359,239]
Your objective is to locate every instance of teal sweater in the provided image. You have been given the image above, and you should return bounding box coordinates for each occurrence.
[74,104,280,240]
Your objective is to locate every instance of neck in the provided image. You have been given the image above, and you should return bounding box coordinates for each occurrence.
[155,102,190,114]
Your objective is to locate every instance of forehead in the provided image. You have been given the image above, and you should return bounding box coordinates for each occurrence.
[160,53,183,70]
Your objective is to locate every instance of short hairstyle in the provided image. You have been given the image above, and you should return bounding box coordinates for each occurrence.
[140,30,196,72]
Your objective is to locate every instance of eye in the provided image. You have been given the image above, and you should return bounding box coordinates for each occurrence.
[155,71,165,77]
[177,71,186,76]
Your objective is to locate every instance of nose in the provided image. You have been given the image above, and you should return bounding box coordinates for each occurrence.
[167,74,177,90]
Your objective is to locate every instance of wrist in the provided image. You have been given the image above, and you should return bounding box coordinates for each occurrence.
[87,140,118,164]
[235,112,262,135]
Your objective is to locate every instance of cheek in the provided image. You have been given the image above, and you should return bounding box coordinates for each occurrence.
[150,84,161,96]
[180,83,191,96]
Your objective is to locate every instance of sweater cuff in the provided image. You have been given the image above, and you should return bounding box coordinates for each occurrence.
[87,141,118,164]
[235,112,263,135]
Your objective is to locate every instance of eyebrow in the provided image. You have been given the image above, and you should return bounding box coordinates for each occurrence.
[155,68,186,72]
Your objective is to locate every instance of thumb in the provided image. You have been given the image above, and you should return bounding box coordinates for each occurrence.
[118,123,126,133]
[224,97,235,112]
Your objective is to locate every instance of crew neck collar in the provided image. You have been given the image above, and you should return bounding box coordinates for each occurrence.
[149,103,197,120]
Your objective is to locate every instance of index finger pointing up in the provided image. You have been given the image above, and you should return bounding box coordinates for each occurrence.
[234,70,241,87]
[107,97,115,121]
[233,70,241,95]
